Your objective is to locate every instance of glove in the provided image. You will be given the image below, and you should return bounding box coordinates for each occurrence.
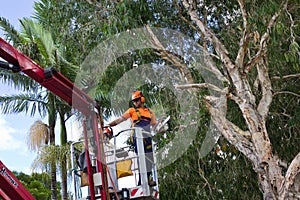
[103,127,113,139]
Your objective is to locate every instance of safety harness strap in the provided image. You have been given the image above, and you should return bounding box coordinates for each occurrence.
[133,108,152,125]
[131,108,153,150]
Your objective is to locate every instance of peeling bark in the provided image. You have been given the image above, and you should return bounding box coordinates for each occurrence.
[279,153,300,200]
[256,60,273,119]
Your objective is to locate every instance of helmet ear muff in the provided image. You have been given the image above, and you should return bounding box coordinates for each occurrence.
[140,91,145,103]
[132,90,145,103]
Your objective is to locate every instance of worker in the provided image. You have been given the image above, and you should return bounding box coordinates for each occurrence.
[108,90,157,186]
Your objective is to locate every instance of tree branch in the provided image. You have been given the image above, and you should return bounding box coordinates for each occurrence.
[285,3,296,45]
[245,0,289,72]
[181,0,235,70]
[175,83,226,93]
[257,60,273,118]
[181,0,251,103]
[273,91,300,98]
[279,153,300,200]
[236,0,251,70]
[205,96,257,163]
[272,73,300,80]
[145,25,194,83]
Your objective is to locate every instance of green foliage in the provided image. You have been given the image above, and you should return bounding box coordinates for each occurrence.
[260,1,300,164]
[12,171,61,200]
[31,143,72,173]
[0,92,48,117]
[159,139,261,199]
[268,94,300,161]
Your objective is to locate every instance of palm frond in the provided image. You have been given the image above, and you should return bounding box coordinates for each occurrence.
[57,143,72,170]
[19,18,35,43]
[0,92,48,117]
[31,145,56,172]
[94,91,113,120]
[20,18,55,66]
[0,70,41,93]
[31,143,72,172]
[32,0,51,26]
[0,17,24,44]
[56,49,79,82]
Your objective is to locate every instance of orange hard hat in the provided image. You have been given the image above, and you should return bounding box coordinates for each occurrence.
[131,90,145,103]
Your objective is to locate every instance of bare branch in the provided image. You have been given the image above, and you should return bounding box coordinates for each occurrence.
[227,93,239,102]
[245,52,266,73]
[285,4,296,44]
[272,73,300,80]
[175,83,225,93]
[181,0,235,70]
[174,2,199,37]
[208,52,220,60]
[205,97,257,163]
[236,0,251,70]
[181,0,246,100]
[196,155,215,199]
[279,153,300,200]
[273,91,300,98]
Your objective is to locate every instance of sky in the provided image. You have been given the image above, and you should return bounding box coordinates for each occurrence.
[0,0,40,174]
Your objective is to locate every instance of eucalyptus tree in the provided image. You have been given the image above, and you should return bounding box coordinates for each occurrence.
[169,0,299,199]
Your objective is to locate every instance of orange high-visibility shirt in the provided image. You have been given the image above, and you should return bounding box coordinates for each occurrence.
[122,107,156,126]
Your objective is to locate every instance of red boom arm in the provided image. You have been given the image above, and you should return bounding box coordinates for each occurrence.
[0,37,108,200]
[0,161,35,200]
[0,37,95,116]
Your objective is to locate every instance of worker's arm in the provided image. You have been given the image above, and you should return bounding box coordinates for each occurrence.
[108,108,132,126]
[108,116,126,126]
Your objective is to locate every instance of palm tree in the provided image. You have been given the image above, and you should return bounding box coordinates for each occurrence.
[0,17,77,199]
[28,120,71,200]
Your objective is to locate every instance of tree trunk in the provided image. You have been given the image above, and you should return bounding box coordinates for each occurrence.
[49,125,57,200]
[59,111,68,200]
[48,93,57,200]
[61,156,68,200]
[179,0,300,199]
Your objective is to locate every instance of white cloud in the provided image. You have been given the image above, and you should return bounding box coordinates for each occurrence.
[0,115,23,151]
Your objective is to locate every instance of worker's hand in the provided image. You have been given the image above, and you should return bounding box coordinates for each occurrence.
[103,126,113,139]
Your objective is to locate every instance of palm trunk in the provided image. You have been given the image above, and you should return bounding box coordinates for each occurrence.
[48,93,57,200]
[59,111,68,200]
[49,125,57,200]
[51,160,58,200]
[61,156,68,200]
